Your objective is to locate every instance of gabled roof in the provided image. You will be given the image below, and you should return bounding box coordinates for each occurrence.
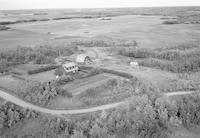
[62,62,76,68]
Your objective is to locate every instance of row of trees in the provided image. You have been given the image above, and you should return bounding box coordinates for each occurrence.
[118,44,200,73]
[71,39,138,47]
[17,80,71,106]
[0,45,77,73]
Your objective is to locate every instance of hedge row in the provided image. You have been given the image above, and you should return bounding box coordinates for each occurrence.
[27,65,59,75]
[100,68,136,79]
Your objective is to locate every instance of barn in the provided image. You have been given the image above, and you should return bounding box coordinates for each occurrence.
[76,54,91,63]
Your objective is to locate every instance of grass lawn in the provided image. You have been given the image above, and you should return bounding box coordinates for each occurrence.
[0,75,23,93]
[47,95,86,110]
[10,64,48,75]
[23,69,56,83]
[61,73,120,95]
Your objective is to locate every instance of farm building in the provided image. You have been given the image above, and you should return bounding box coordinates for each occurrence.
[130,61,139,68]
[76,54,91,64]
[62,62,79,73]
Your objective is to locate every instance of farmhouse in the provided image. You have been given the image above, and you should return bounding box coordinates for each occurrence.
[76,54,91,64]
[62,62,79,73]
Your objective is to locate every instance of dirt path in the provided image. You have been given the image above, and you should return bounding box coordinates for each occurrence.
[0,89,196,115]
[165,91,195,96]
[0,89,127,115]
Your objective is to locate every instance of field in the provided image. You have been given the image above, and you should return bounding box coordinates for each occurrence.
[21,69,56,83]
[0,75,22,92]
[61,73,121,95]
[1,15,199,49]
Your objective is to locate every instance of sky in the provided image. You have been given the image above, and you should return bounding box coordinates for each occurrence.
[0,0,200,10]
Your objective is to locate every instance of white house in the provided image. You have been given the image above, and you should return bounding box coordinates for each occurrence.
[76,54,91,64]
[62,62,79,73]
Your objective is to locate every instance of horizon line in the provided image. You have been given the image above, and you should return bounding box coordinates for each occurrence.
[1,5,200,11]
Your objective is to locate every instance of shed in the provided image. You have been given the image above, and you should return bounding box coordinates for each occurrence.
[130,61,139,68]
[76,54,91,63]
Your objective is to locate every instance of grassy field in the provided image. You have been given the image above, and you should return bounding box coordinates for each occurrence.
[11,64,49,75]
[22,69,56,83]
[0,75,23,92]
[61,73,118,95]
[0,29,51,49]
[7,15,200,49]
[0,13,200,49]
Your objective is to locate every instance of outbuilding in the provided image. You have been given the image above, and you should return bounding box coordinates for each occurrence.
[130,61,139,68]
[76,54,91,64]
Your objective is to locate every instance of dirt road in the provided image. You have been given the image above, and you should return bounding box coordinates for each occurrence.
[0,89,127,115]
[0,89,195,115]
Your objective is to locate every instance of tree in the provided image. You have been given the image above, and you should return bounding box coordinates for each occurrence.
[54,68,64,76]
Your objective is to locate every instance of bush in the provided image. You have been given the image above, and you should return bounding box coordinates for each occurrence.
[162,20,179,24]
[27,65,59,75]
[54,67,64,76]
[175,93,200,127]
[55,75,74,85]
[118,48,153,58]
[100,68,135,79]
[0,25,10,31]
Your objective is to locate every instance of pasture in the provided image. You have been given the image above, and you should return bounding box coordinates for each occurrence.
[4,15,200,49]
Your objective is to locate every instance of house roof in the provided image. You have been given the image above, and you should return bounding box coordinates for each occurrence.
[62,62,76,68]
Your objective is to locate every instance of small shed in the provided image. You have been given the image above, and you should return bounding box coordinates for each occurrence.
[130,61,139,68]
[76,54,91,64]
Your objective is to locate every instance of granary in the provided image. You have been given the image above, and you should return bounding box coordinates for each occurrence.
[62,62,79,73]
[76,54,91,64]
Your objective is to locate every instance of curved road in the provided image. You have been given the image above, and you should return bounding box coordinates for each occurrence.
[0,90,195,115]
[0,90,126,115]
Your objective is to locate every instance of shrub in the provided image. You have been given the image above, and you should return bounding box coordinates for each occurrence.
[54,67,64,76]
[100,68,135,79]
[55,75,74,85]
[0,25,10,31]
[162,20,179,24]
[175,93,200,127]
[118,48,154,58]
